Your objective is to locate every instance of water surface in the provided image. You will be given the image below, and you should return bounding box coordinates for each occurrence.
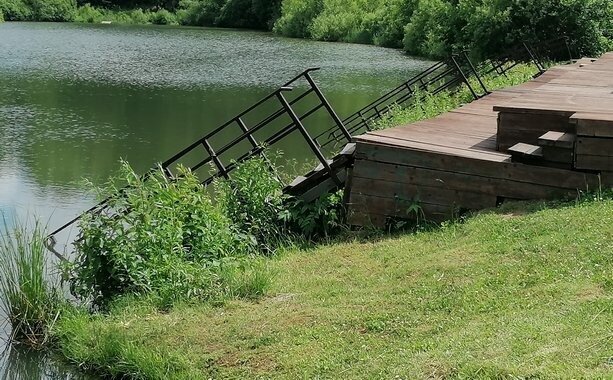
[0,21,432,377]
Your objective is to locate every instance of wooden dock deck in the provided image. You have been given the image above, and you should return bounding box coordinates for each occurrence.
[346,53,613,227]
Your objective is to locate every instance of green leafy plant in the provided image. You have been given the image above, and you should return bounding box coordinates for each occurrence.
[216,157,287,253]
[281,190,344,239]
[68,161,245,308]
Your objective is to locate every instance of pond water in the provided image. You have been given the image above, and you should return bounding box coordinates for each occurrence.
[0,21,432,377]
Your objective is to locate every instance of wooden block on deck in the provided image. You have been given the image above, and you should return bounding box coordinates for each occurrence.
[354,142,600,191]
[575,155,613,171]
[542,146,574,164]
[538,131,576,149]
[570,112,613,138]
[497,112,573,152]
[338,143,356,156]
[575,137,613,156]
[509,143,543,157]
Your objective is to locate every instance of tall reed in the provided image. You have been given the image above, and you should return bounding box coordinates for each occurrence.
[0,219,61,349]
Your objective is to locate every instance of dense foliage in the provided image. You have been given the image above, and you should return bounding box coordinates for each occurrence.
[0,0,613,57]
[178,0,281,29]
[0,0,77,21]
[276,0,612,59]
[2,0,610,58]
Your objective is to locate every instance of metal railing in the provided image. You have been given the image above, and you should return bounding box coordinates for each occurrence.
[478,36,574,77]
[313,52,488,150]
[46,68,350,255]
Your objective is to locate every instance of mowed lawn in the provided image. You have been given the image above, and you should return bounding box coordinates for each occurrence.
[56,198,613,379]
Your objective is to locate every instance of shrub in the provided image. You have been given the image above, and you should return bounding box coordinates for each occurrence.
[177,0,280,28]
[270,0,611,59]
[0,0,33,20]
[273,0,323,38]
[0,219,62,348]
[29,0,76,21]
[150,8,177,24]
[68,162,246,307]
[73,3,104,23]
[216,157,286,253]
[281,190,344,239]
[177,0,223,25]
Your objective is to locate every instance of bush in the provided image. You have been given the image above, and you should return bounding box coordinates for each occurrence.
[29,0,76,21]
[271,0,612,59]
[403,0,453,58]
[273,0,323,38]
[69,162,247,307]
[0,0,76,21]
[150,8,176,24]
[281,190,344,239]
[73,3,103,22]
[216,157,286,253]
[177,0,280,28]
[0,0,33,20]
[402,0,613,59]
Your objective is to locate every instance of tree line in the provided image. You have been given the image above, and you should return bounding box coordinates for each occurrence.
[1,0,611,59]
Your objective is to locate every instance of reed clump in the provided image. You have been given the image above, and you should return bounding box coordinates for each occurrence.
[0,219,62,349]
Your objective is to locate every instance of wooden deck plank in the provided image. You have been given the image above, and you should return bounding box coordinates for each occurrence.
[354,142,599,189]
[351,159,579,200]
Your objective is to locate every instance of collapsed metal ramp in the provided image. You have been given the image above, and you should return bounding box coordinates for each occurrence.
[46,68,353,256]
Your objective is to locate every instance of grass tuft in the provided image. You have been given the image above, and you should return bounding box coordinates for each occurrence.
[0,218,62,349]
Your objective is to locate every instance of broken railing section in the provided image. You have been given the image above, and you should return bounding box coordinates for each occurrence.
[313,52,489,150]
[46,68,352,255]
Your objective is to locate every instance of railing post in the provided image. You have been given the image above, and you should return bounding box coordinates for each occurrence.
[276,90,342,187]
[235,117,280,181]
[302,71,352,143]
[563,36,573,64]
[202,139,229,179]
[450,55,479,100]
[523,42,545,73]
[462,51,489,96]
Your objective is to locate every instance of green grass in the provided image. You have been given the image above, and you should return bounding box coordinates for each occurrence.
[0,219,62,349]
[52,196,613,378]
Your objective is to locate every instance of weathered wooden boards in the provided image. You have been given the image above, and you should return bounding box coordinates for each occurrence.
[571,113,613,173]
[285,143,355,202]
[348,141,601,227]
[346,53,613,228]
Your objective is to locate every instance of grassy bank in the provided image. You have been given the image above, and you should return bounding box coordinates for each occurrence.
[52,194,613,379]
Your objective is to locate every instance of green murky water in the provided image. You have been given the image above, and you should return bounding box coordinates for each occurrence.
[0,21,431,378]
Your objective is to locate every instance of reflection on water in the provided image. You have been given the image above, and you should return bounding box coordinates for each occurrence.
[0,21,432,377]
[0,345,92,380]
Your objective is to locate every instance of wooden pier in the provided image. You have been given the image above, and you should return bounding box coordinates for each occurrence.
[346,53,613,227]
